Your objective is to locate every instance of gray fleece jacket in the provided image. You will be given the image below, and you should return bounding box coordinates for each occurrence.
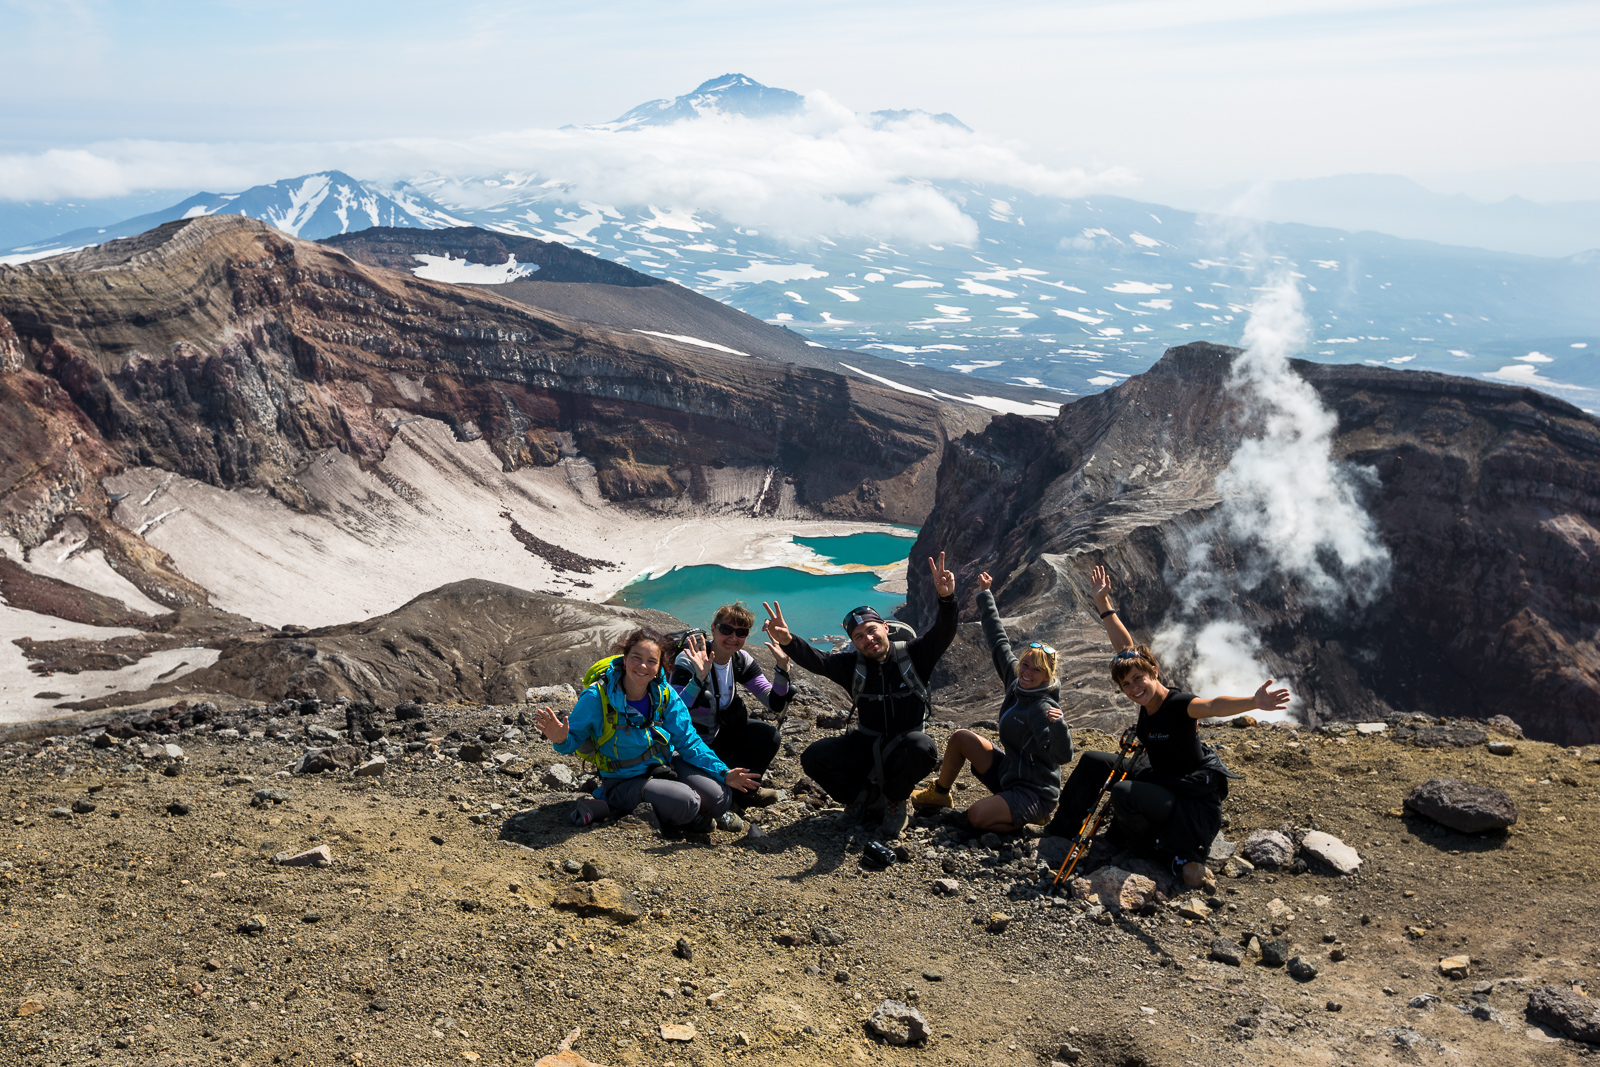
[980,589,1074,802]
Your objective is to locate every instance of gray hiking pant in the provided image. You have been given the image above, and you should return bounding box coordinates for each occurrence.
[600,758,730,827]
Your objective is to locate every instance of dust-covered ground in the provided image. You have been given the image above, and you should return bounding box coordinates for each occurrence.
[3,697,1599,1067]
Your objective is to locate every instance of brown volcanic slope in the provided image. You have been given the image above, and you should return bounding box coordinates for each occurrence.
[907,341,1600,746]
[0,215,987,575]
[321,225,1061,402]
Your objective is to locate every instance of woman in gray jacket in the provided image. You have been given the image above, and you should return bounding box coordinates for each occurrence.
[911,572,1074,831]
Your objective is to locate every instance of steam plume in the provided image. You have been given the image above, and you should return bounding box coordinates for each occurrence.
[1154,277,1391,713]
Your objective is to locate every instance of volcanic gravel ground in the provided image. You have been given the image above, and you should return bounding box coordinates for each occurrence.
[3,701,1599,1066]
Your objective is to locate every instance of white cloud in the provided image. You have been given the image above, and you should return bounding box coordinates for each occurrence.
[0,97,1130,248]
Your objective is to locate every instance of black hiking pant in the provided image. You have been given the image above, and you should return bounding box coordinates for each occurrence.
[1046,749,1222,865]
[801,729,939,805]
[709,717,780,782]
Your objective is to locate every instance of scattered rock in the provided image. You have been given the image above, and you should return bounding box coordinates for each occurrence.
[1178,898,1212,921]
[16,998,43,1017]
[1409,993,1440,1009]
[1355,722,1387,735]
[1326,1000,1343,1012]
[922,970,943,982]
[1209,939,1243,966]
[275,845,333,868]
[354,756,388,777]
[1223,856,1255,878]
[543,764,578,790]
[986,912,1013,934]
[1259,939,1289,967]
[252,788,291,806]
[239,915,267,936]
[931,878,961,896]
[166,802,190,816]
[525,684,577,704]
[458,744,485,763]
[1485,714,1524,739]
[1240,829,1294,868]
[774,931,807,947]
[1404,778,1518,832]
[293,746,358,775]
[865,999,930,1046]
[659,1022,696,1042]
[579,860,604,882]
[551,880,642,924]
[1438,954,1471,979]
[1077,866,1157,910]
[1299,830,1362,875]
[1487,740,1516,756]
[813,925,846,946]
[1287,956,1319,981]
[673,937,693,961]
[70,799,96,814]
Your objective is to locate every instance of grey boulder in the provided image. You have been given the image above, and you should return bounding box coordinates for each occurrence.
[1404,778,1517,833]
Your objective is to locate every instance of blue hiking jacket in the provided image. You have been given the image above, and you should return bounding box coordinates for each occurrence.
[554,663,730,781]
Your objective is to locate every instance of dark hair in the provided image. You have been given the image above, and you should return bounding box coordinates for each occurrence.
[712,602,754,629]
[611,628,667,670]
[1110,644,1161,685]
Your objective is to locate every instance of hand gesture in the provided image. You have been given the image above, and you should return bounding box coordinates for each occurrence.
[685,631,711,681]
[532,705,569,744]
[1045,706,1063,722]
[927,552,956,598]
[975,571,993,592]
[1253,680,1291,712]
[761,601,792,646]
[725,767,761,793]
[1091,564,1112,605]
[765,640,791,672]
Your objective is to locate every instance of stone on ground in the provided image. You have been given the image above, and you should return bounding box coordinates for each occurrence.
[1076,866,1157,911]
[275,845,332,868]
[659,1022,696,1042]
[865,999,930,1046]
[1240,829,1294,867]
[551,880,642,923]
[1527,986,1600,1042]
[1404,778,1518,832]
[1299,830,1362,874]
[1209,938,1243,966]
[1438,954,1471,979]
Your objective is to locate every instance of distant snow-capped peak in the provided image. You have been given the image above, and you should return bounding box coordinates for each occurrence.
[582,73,807,131]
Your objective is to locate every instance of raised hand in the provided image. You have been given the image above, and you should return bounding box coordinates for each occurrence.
[1046,705,1063,722]
[927,552,956,598]
[1091,564,1112,604]
[761,601,792,646]
[1254,680,1291,712]
[532,705,569,744]
[764,639,791,672]
[975,571,993,592]
[725,767,762,793]
[685,631,711,680]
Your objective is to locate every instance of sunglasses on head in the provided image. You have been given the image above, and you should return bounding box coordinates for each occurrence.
[1111,649,1142,662]
[716,623,750,638]
[1027,641,1056,656]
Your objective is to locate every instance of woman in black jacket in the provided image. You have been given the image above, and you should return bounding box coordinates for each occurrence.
[1045,566,1290,887]
[911,572,1074,832]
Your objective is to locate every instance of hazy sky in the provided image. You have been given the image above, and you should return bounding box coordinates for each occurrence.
[2,0,1596,202]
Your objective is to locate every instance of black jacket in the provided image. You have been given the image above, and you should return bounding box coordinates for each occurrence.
[782,595,958,737]
[979,590,1075,802]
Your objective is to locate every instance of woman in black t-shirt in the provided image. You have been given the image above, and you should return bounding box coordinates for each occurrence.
[1046,567,1289,888]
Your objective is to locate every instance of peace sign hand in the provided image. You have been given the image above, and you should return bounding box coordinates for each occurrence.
[927,552,956,598]
[762,601,792,646]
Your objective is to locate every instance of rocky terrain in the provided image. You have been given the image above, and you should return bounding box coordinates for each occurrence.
[4,693,1599,1066]
[910,342,1600,745]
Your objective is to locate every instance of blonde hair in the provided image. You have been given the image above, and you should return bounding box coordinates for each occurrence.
[1019,644,1057,682]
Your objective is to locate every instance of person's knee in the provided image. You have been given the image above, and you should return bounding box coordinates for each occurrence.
[902,730,939,766]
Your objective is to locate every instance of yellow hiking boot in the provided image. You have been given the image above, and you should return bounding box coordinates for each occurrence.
[911,782,953,810]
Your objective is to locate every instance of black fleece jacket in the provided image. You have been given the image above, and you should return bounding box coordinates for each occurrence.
[781,595,958,737]
[979,589,1075,802]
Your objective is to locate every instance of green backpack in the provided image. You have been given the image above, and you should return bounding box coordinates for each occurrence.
[571,655,672,774]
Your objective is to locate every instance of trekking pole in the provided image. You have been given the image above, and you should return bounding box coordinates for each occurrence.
[1049,725,1144,892]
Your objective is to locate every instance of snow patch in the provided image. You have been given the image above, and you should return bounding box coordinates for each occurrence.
[410,253,538,285]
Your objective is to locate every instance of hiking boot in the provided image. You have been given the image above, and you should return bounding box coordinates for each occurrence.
[879,799,910,840]
[910,782,952,810]
[714,810,748,833]
[734,787,780,810]
[835,788,884,829]
[685,811,715,835]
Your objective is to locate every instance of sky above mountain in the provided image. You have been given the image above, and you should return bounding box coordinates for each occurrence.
[1,0,1596,206]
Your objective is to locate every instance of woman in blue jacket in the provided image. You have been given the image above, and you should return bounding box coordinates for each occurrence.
[533,628,760,833]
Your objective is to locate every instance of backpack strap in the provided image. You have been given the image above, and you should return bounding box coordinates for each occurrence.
[848,641,929,730]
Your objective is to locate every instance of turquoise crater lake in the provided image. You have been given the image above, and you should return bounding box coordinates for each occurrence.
[610,529,917,649]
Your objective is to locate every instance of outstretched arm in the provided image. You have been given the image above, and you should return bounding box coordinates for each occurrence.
[974,573,1017,688]
[1090,564,1136,652]
[907,552,960,680]
[1189,679,1291,720]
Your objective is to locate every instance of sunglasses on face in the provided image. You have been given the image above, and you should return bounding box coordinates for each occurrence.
[716,624,750,638]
